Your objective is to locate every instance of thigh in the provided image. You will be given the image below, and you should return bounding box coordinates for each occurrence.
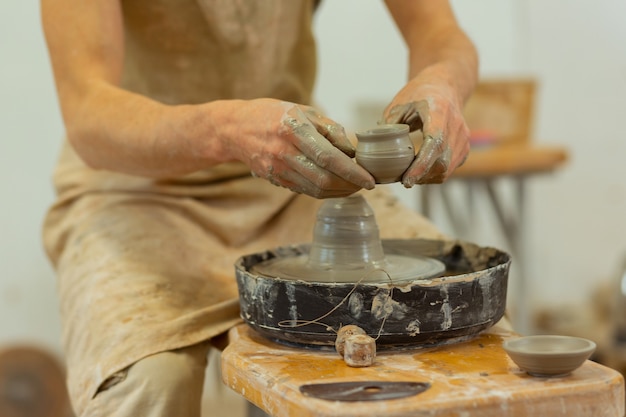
[50,193,243,414]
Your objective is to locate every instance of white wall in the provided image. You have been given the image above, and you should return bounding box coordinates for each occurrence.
[525,0,626,305]
[1,0,625,351]
[0,1,63,351]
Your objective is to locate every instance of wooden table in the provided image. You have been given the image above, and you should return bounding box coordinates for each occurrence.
[452,143,568,178]
[221,323,624,417]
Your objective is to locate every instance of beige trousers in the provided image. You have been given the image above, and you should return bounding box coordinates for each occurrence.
[84,341,213,417]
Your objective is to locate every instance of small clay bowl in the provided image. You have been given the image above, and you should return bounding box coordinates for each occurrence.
[503,335,596,377]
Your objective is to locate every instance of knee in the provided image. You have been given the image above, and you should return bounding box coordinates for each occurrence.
[128,345,209,393]
[85,343,211,417]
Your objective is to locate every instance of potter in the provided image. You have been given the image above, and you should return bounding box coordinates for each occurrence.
[40,0,480,414]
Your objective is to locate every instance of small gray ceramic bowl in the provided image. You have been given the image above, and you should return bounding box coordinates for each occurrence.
[503,335,596,377]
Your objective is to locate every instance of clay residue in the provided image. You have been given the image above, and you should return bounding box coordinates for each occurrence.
[348,292,364,319]
[371,289,408,320]
[285,284,298,325]
[406,319,421,336]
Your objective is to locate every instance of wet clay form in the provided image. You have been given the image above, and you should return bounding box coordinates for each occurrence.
[355,124,415,184]
[503,335,596,377]
[235,195,511,348]
[252,195,445,283]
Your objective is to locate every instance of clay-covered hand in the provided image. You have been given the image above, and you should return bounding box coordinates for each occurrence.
[382,81,470,187]
[232,99,375,198]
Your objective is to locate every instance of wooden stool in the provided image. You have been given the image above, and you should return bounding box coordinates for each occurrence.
[221,323,624,417]
[0,345,72,417]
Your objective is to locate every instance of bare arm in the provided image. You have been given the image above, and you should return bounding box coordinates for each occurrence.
[383,0,478,185]
[41,0,374,197]
[41,0,214,177]
[385,0,478,103]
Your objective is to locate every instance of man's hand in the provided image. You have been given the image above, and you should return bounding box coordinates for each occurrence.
[228,99,375,199]
[383,0,478,187]
[382,78,470,187]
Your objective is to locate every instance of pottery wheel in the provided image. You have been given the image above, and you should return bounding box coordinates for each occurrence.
[235,195,510,348]
[252,253,445,283]
[235,239,511,348]
[252,194,445,284]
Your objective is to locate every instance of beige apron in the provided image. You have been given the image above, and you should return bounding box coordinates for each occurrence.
[42,1,443,414]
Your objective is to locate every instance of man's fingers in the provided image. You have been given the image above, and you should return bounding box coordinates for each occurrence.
[283,114,375,190]
[304,110,355,157]
[383,102,426,132]
[277,155,361,198]
[402,133,448,186]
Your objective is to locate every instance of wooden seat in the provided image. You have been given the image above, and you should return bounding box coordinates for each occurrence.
[221,323,624,417]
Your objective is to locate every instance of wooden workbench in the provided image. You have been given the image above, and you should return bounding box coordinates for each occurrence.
[452,143,568,178]
[221,323,624,417]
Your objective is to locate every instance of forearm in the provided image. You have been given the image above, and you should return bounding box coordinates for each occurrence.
[382,0,478,185]
[385,0,479,105]
[42,0,235,178]
[406,26,478,105]
[42,0,374,197]
[64,80,236,178]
